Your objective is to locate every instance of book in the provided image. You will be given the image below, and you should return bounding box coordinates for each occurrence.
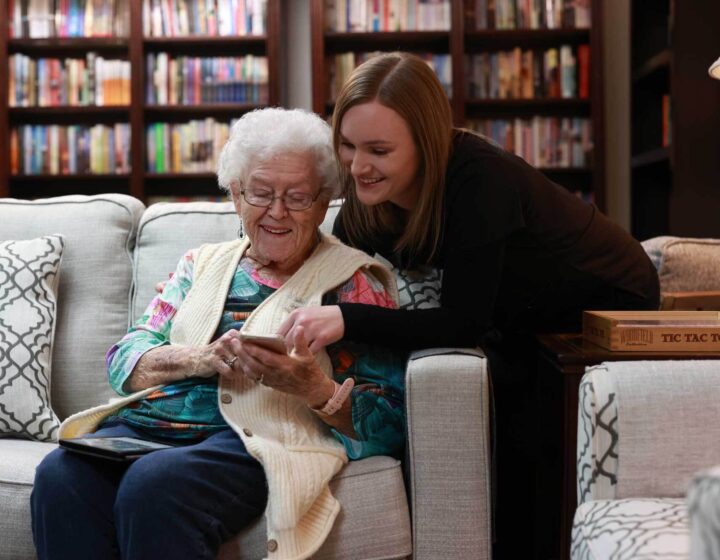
[60,436,176,462]
[583,310,720,351]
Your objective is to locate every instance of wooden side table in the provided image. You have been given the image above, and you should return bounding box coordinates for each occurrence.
[535,333,720,560]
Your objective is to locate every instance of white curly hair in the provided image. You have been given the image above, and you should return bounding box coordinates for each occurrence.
[217,107,340,200]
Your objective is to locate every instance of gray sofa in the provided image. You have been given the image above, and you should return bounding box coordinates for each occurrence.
[0,194,492,560]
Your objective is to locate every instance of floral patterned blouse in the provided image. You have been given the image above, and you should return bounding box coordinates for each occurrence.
[104,249,406,460]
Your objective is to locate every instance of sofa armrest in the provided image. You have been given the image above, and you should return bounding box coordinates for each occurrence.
[688,465,720,560]
[577,360,720,504]
[405,348,492,560]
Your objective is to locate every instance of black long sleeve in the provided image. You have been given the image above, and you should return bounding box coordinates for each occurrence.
[339,240,506,350]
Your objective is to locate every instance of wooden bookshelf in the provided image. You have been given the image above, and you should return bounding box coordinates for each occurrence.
[310,0,606,211]
[630,0,720,239]
[0,0,281,201]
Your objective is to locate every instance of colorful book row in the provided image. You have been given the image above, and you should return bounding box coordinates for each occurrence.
[466,44,589,100]
[467,116,592,168]
[471,0,591,30]
[142,0,266,37]
[9,0,130,38]
[326,0,452,32]
[10,123,131,175]
[146,119,236,173]
[146,54,269,105]
[330,51,452,101]
[9,53,130,107]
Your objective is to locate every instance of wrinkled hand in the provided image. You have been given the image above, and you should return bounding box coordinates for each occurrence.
[237,327,335,407]
[277,305,344,353]
[193,329,247,380]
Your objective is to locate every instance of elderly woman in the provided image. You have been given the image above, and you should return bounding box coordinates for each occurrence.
[30,108,405,560]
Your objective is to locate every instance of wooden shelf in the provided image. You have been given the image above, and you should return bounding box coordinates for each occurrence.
[8,37,128,54]
[465,28,590,49]
[9,106,130,115]
[10,173,131,180]
[145,172,216,179]
[631,146,671,169]
[466,97,591,117]
[143,35,267,54]
[145,103,264,113]
[632,48,671,83]
[323,30,449,52]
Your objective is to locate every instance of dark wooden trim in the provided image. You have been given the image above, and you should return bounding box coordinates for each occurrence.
[310,0,326,116]
[266,0,280,106]
[450,0,465,125]
[589,0,605,213]
[0,0,9,197]
[128,0,144,200]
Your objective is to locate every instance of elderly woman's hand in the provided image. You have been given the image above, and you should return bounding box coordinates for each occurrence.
[236,327,335,408]
[194,329,250,380]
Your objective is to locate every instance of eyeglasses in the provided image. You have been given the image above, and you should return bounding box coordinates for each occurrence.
[240,188,321,211]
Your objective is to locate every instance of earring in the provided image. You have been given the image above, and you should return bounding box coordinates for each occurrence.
[237,220,244,239]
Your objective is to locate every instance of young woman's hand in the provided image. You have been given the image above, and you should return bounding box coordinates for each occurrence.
[277,305,345,353]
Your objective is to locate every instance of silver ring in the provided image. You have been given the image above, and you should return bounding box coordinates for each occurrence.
[224,356,238,367]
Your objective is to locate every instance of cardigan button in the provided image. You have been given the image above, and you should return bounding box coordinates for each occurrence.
[221,393,232,404]
[243,428,253,437]
[267,539,278,552]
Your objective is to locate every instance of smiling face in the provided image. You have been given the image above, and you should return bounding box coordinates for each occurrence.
[231,152,329,276]
[337,100,421,209]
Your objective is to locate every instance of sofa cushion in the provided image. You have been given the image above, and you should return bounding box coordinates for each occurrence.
[0,195,145,420]
[0,439,57,560]
[219,456,411,560]
[0,441,410,560]
[571,498,688,560]
[0,235,64,441]
[132,199,342,321]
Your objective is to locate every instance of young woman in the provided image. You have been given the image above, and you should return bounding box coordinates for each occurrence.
[279,51,659,352]
[277,52,660,559]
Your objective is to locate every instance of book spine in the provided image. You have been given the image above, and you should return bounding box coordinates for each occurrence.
[612,327,720,352]
[582,313,613,349]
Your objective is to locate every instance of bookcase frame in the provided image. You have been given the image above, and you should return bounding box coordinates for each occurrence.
[310,0,606,212]
[630,0,720,239]
[0,0,281,201]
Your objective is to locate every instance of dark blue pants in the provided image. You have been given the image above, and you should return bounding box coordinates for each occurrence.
[31,423,268,560]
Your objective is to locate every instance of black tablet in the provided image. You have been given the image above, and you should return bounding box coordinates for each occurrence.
[59,436,176,462]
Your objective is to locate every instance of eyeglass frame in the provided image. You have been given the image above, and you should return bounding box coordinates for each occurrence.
[238,185,323,212]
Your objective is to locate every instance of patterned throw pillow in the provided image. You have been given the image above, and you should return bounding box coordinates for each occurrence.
[0,235,64,441]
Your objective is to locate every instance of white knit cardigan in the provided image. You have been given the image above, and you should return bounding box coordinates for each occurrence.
[59,233,398,560]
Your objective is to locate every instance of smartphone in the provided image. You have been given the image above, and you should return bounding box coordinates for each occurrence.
[239,332,288,354]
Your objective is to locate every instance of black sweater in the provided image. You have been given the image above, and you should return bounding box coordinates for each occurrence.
[334,132,659,349]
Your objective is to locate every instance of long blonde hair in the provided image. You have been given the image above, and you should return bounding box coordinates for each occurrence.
[332,52,453,266]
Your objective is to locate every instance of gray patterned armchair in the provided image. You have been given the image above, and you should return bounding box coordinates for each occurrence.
[570,360,720,559]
